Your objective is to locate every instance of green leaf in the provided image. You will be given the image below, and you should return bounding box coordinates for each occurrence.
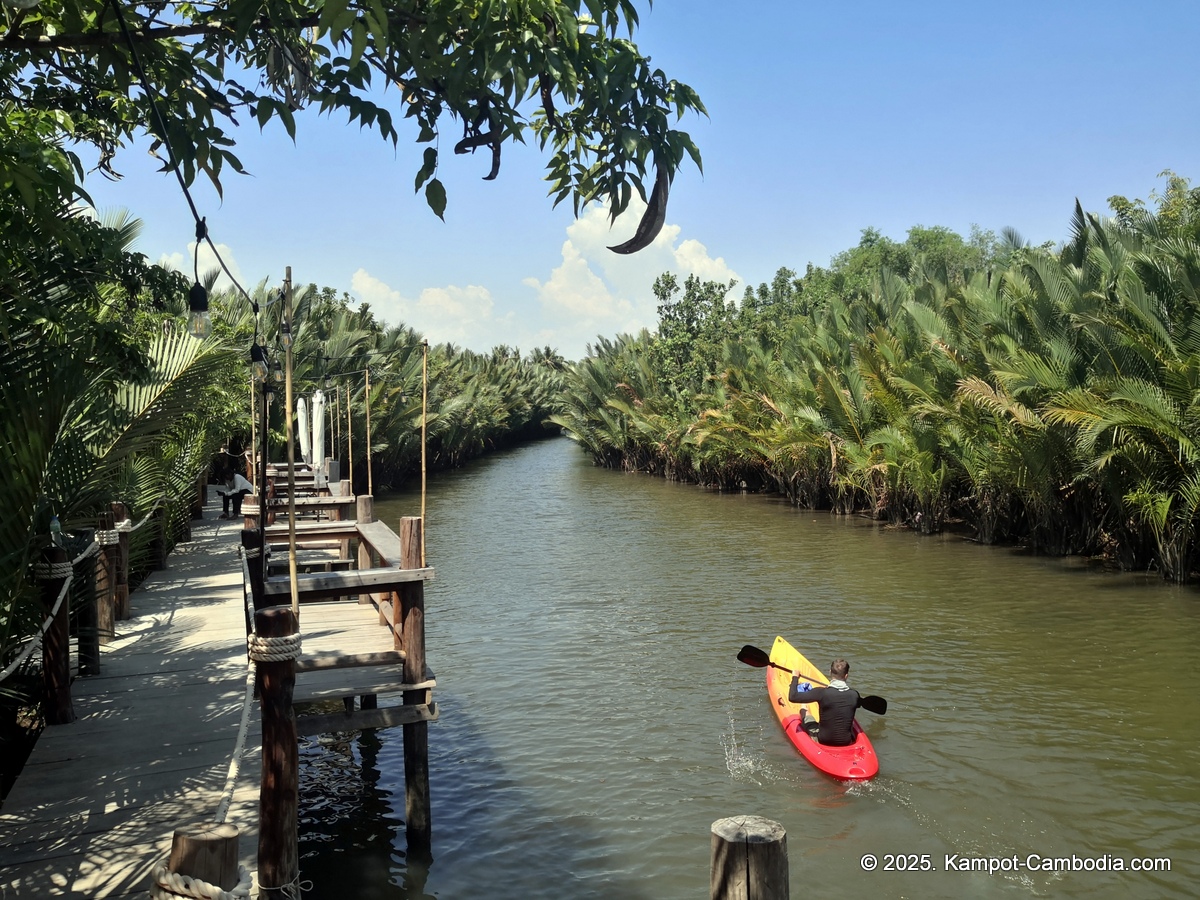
[425,178,447,220]
[414,147,438,192]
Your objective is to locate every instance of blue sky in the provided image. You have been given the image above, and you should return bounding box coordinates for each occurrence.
[85,0,1200,360]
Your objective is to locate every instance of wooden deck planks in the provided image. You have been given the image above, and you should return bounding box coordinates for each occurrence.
[0,508,428,899]
[0,514,262,899]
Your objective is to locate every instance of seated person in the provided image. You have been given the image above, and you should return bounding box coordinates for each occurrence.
[217,472,255,519]
[788,658,862,746]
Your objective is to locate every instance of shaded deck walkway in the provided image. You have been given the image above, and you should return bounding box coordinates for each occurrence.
[1,507,261,898]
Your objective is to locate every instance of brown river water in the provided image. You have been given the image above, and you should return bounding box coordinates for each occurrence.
[295,437,1200,899]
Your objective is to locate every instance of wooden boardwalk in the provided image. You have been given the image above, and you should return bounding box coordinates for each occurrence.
[0,510,261,898]
[0,501,431,898]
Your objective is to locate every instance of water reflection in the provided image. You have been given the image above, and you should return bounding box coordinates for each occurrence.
[293,438,1200,900]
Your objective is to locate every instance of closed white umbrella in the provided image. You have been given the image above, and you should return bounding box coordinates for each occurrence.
[297,395,310,465]
[311,390,326,487]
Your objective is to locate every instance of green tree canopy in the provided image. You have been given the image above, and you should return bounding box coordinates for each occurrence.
[3,0,705,248]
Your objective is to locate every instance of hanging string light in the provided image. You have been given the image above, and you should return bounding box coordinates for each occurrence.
[187,220,212,339]
[250,343,269,382]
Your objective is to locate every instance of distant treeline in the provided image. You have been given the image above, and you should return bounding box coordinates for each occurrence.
[552,173,1200,584]
[209,284,569,493]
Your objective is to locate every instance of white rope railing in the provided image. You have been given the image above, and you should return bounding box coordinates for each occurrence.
[149,865,253,900]
[0,541,99,683]
[247,632,302,663]
[129,495,168,533]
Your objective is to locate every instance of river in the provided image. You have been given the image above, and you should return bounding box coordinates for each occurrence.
[295,437,1200,899]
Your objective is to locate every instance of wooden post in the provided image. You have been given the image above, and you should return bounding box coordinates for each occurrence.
[192,472,206,520]
[399,516,431,855]
[75,527,101,677]
[338,480,353,560]
[165,823,240,892]
[256,605,299,900]
[38,546,75,725]
[96,511,116,645]
[710,816,789,900]
[241,529,266,611]
[149,505,166,570]
[112,502,131,620]
[356,495,374,605]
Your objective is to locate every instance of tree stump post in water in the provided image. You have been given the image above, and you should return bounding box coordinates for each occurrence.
[710,816,789,900]
[399,516,431,857]
[255,605,299,900]
[38,545,74,725]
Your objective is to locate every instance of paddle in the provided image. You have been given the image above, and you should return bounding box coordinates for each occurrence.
[737,644,888,715]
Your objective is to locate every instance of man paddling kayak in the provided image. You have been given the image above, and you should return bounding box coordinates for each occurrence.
[788,658,862,747]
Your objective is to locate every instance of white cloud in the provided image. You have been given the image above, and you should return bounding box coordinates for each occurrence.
[351,269,514,349]
[523,198,739,356]
[348,199,739,360]
[159,242,245,291]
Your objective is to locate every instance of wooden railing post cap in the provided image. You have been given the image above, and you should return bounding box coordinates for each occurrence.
[254,604,298,635]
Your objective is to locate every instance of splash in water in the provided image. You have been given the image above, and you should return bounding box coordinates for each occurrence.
[722,710,783,785]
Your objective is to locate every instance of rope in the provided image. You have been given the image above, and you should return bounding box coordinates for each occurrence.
[213,660,256,825]
[247,632,301,662]
[130,498,167,533]
[149,864,253,900]
[97,529,120,546]
[1,538,102,682]
[254,875,313,899]
[33,561,74,580]
[116,519,133,533]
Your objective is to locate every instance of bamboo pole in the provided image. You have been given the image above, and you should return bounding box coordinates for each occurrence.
[284,269,299,620]
[346,382,353,492]
[249,370,257,488]
[420,339,428,567]
[365,366,373,497]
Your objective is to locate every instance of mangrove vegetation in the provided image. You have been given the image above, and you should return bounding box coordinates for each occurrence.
[554,173,1200,584]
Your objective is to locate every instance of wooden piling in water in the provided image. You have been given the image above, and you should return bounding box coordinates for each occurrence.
[38,545,74,725]
[399,516,431,854]
[256,605,299,900]
[709,816,789,900]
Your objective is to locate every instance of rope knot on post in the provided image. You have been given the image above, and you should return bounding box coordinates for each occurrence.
[247,632,302,663]
[33,561,75,581]
[96,528,120,546]
[150,863,253,900]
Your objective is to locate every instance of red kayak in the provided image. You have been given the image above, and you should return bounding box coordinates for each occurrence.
[765,635,879,780]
